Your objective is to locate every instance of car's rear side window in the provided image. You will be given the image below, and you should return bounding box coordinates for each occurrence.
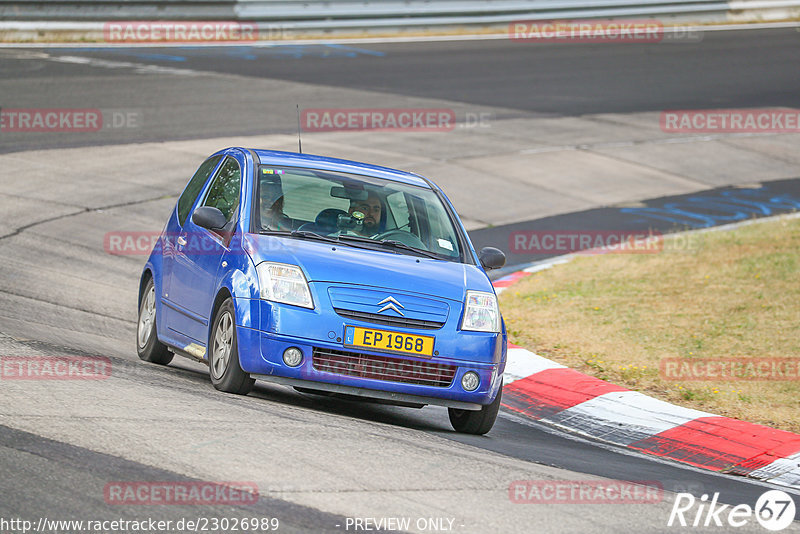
[177,155,222,226]
[201,157,241,223]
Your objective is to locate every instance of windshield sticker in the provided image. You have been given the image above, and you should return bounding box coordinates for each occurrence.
[262,168,284,174]
[437,239,454,251]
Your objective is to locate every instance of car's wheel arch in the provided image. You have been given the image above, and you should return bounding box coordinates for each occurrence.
[211,286,233,317]
[140,266,170,344]
[138,267,156,310]
[213,259,260,328]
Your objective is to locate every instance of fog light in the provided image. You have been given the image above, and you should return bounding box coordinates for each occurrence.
[461,371,480,392]
[283,347,303,367]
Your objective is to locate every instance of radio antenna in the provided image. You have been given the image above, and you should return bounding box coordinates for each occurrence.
[296,104,302,154]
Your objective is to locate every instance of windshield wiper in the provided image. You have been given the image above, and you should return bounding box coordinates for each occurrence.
[290,230,340,243]
[380,239,442,259]
[335,234,375,244]
[337,235,441,259]
[259,229,340,243]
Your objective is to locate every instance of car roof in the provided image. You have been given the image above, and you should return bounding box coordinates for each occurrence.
[249,149,432,189]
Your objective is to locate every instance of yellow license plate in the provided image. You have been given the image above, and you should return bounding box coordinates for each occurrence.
[344,326,434,357]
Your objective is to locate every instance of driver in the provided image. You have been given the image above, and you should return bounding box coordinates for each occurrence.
[348,191,382,236]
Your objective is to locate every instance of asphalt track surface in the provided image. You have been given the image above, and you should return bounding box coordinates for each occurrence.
[1,27,799,153]
[1,27,799,533]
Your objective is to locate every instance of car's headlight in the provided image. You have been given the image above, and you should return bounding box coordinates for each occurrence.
[256,262,314,309]
[461,290,500,333]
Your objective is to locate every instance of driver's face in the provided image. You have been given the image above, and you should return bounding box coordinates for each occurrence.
[349,195,381,231]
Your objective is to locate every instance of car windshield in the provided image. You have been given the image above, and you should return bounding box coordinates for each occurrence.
[254,165,463,261]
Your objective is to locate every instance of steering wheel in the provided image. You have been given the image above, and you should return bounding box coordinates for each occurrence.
[373,229,427,250]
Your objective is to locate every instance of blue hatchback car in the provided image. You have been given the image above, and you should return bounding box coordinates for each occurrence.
[137,148,507,434]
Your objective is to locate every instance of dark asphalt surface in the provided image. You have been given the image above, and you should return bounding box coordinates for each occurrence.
[43,29,800,114]
[0,27,799,153]
[0,424,349,533]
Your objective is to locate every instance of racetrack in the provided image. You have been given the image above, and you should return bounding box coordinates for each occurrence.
[1,27,799,532]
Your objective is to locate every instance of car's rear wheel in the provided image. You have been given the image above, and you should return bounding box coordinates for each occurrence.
[448,380,502,435]
[137,278,173,365]
[209,298,254,395]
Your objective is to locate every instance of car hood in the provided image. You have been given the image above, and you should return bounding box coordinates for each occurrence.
[243,234,492,302]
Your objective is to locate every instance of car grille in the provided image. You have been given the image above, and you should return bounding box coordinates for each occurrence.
[327,286,449,328]
[312,348,456,387]
[333,308,445,330]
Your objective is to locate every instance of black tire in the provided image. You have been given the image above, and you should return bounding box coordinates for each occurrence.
[136,277,173,365]
[208,298,254,395]
[449,380,502,435]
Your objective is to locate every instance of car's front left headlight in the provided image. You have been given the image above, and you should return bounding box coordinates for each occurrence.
[461,290,500,332]
[256,262,314,309]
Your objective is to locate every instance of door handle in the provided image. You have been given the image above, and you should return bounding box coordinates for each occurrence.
[177,236,187,246]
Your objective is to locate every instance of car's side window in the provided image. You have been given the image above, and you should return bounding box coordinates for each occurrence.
[177,155,222,227]
[201,157,241,223]
[423,201,460,257]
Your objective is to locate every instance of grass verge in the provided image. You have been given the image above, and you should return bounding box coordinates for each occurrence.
[499,215,800,433]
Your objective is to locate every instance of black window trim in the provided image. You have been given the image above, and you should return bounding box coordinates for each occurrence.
[176,154,223,227]
[198,155,242,229]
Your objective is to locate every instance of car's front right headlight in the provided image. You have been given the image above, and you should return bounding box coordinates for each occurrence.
[461,290,500,332]
[256,262,314,309]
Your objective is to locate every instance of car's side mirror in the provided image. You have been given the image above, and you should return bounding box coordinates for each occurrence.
[478,247,506,270]
[191,206,228,230]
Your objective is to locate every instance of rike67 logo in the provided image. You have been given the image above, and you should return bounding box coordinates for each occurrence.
[668,490,796,531]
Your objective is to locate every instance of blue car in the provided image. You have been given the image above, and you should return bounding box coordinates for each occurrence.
[137,148,507,434]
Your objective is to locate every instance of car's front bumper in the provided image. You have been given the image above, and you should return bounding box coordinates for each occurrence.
[234,297,505,408]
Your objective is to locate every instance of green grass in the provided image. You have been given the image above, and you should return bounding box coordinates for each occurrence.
[500,215,800,432]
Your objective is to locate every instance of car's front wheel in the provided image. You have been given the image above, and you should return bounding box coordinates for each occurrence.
[209,298,254,395]
[137,278,173,365]
[448,380,502,435]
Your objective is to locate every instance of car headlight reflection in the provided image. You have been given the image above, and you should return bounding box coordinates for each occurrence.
[256,262,314,309]
[461,290,500,333]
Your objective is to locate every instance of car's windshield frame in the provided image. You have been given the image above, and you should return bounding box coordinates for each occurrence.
[249,163,474,264]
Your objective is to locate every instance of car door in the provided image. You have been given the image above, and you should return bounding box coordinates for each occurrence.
[166,156,242,346]
[162,154,223,299]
